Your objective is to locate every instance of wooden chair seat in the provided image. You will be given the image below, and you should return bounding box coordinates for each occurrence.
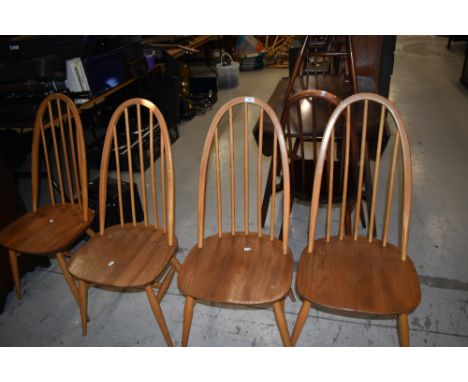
[68,223,178,288]
[296,237,421,315]
[0,204,94,255]
[178,233,293,305]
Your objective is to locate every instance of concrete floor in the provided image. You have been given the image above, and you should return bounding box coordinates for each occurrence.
[1,35,467,346]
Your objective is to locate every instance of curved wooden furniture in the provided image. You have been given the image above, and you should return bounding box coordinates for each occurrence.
[291,93,421,346]
[0,93,94,303]
[68,98,180,346]
[262,89,366,234]
[178,96,294,346]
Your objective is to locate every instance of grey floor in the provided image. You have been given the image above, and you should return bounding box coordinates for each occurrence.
[1,35,467,346]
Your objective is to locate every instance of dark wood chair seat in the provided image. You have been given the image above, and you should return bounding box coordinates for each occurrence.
[296,237,421,315]
[0,203,94,255]
[178,233,293,305]
[69,223,177,288]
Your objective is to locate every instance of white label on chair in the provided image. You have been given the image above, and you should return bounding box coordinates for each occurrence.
[244,97,255,103]
[49,219,54,223]
[107,261,115,267]
[244,247,252,252]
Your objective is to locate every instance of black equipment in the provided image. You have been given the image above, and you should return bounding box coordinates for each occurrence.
[88,176,144,232]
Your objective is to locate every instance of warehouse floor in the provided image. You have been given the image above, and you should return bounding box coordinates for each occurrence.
[0,35,467,346]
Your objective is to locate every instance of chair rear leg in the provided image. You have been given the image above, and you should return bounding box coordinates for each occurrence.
[78,280,88,336]
[145,285,174,346]
[157,265,176,302]
[290,300,311,346]
[56,252,79,305]
[182,296,195,347]
[398,313,410,346]
[261,160,274,227]
[8,250,22,299]
[273,300,292,346]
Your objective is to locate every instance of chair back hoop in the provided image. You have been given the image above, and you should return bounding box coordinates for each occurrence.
[281,89,343,204]
[307,93,412,261]
[31,93,89,221]
[98,98,175,246]
[197,96,290,255]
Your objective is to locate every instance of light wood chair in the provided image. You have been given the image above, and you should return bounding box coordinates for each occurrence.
[0,93,94,304]
[291,93,421,346]
[177,96,294,346]
[68,98,180,346]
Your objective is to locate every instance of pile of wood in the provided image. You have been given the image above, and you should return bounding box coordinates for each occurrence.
[264,35,298,68]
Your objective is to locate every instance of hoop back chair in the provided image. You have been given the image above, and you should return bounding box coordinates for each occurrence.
[178,97,294,346]
[0,93,94,304]
[262,89,367,233]
[291,93,421,346]
[68,98,180,346]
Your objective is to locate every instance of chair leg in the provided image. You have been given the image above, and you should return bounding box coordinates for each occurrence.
[359,199,367,228]
[78,280,88,336]
[86,228,96,238]
[261,160,274,228]
[156,266,176,302]
[291,301,311,346]
[171,257,182,272]
[8,250,22,299]
[288,288,296,302]
[279,195,294,240]
[273,300,291,346]
[56,252,79,306]
[398,313,410,347]
[182,296,195,347]
[145,285,174,346]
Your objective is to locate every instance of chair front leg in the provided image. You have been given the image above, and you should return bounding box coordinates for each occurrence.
[78,280,88,336]
[273,300,292,346]
[182,296,195,347]
[290,300,311,346]
[146,285,174,346]
[398,313,410,346]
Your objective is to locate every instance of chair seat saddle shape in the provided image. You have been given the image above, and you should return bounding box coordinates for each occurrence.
[69,223,178,288]
[178,233,293,305]
[296,237,420,315]
[0,204,93,255]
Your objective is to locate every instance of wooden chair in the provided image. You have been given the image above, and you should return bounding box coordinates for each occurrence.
[262,89,367,233]
[0,93,94,304]
[177,96,294,346]
[68,98,180,346]
[290,93,421,346]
